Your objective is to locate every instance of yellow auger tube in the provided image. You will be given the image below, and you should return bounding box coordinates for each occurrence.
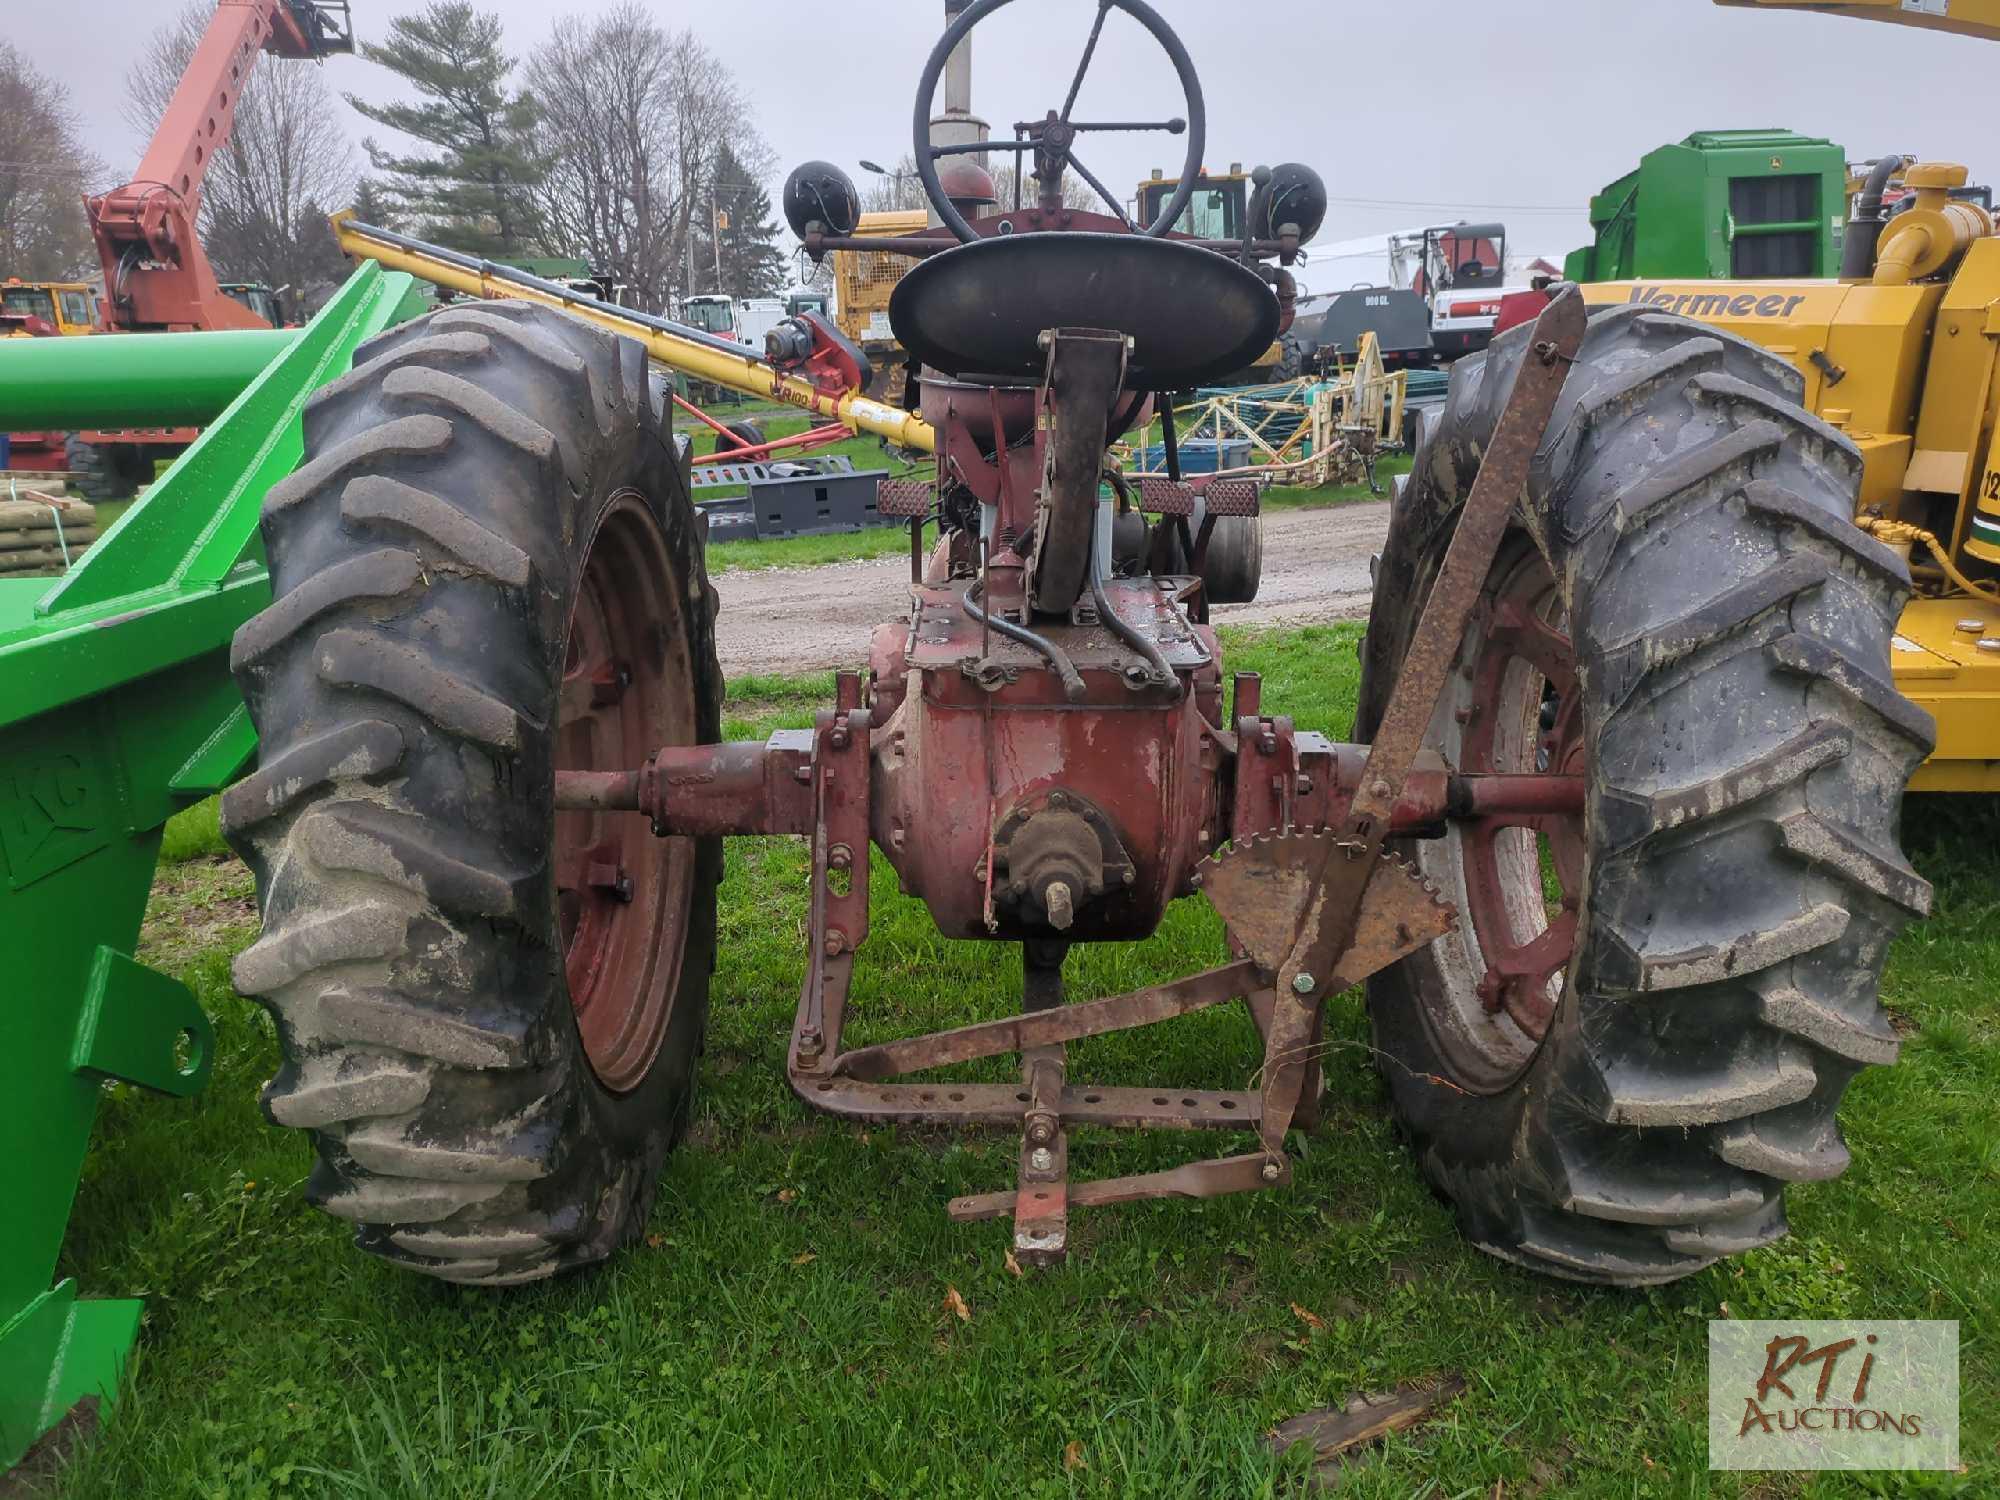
[330,211,935,454]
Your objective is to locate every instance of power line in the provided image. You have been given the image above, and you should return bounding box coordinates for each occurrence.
[1326,195,1582,215]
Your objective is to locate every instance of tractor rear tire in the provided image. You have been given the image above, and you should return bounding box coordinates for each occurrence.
[65,435,144,502]
[719,419,765,454]
[1356,305,1933,1285]
[223,301,723,1285]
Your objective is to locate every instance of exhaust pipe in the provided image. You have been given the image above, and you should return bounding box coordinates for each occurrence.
[1841,154,1909,282]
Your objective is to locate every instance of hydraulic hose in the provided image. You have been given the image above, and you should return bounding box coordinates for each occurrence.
[1857,516,2000,605]
[1085,485,1178,694]
[963,578,1086,701]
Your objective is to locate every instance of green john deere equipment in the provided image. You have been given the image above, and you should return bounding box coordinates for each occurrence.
[0,265,415,1468]
[1564,129,1849,282]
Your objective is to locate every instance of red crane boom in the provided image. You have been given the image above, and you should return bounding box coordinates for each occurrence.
[87,0,354,332]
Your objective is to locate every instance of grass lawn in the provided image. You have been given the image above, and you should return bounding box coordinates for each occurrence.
[47,622,1996,1498]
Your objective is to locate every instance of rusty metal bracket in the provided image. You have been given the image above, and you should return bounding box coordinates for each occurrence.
[1275,289,1584,1015]
[1015,942,1069,1265]
[948,1152,1288,1223]
[1204,842,1456,982]
[833,959,1258,1081]
[788,673,872,1076]
[798,1077,1261,1130]
[1031,328,1127,616]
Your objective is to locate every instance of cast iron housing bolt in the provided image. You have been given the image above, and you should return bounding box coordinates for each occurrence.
[1291,972,1315,995]
[1029,1146,1055,1173]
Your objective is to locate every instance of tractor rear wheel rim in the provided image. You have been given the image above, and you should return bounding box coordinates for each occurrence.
[555,494,698,1093]
[1454,544,1584,1050]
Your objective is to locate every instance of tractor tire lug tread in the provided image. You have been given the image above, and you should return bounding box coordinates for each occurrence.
[1357,306,1929,1284]
[226,302,722,1285]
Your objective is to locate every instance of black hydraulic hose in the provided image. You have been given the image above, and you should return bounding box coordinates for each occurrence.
[1842,156,1907,282]
[964,579,1087,701]
[1086,475,1177,692]
[1089,548,1178,695]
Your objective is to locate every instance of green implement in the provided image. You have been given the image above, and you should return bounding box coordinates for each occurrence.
[0,264,413,1469]
[0,329,298,432]
[1564,129,1848,283]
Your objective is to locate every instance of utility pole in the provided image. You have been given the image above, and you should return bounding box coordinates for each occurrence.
[712,189,725,293]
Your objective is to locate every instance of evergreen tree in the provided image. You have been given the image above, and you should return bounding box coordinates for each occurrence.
[346,2,545,255]
[289,200,358,313]
[350,177,397,231]
[712,144,785,299]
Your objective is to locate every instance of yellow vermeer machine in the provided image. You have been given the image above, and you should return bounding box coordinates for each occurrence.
[1583,177,2000,790]
[1571,0,2000,790]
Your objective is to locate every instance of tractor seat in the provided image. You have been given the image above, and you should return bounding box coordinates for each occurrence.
[888,232,1279,390]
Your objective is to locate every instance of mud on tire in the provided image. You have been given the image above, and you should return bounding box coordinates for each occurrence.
[224,301,723,1285]
[1357,305,1933,1285]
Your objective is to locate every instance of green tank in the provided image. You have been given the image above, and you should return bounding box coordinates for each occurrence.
[1564,129,1847,282]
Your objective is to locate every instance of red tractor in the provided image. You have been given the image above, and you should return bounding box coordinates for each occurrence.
[224,0,1929,1285]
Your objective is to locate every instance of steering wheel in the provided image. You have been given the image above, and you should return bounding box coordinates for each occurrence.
[912,0,1206,244]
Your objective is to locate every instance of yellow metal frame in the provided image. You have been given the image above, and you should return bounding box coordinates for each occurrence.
[1717,0,2000,40]
[833,210,928,352]
[330,212,935,454]
[1581,233,2000,788]
[1123,334,1405,487]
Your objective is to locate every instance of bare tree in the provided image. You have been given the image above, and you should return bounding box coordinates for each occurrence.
[0,43,103,280]
[530,9,771,312]
[860,153,1096,216]
[993,162,1100,215]
[664,32,772,303]
[861,157,928,215]
[126,2,356,298]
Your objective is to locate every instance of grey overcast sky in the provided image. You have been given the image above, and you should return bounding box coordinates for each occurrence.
[20,0,1989,287]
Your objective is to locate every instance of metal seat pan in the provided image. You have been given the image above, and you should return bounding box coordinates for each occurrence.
[889,232,1279,389]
